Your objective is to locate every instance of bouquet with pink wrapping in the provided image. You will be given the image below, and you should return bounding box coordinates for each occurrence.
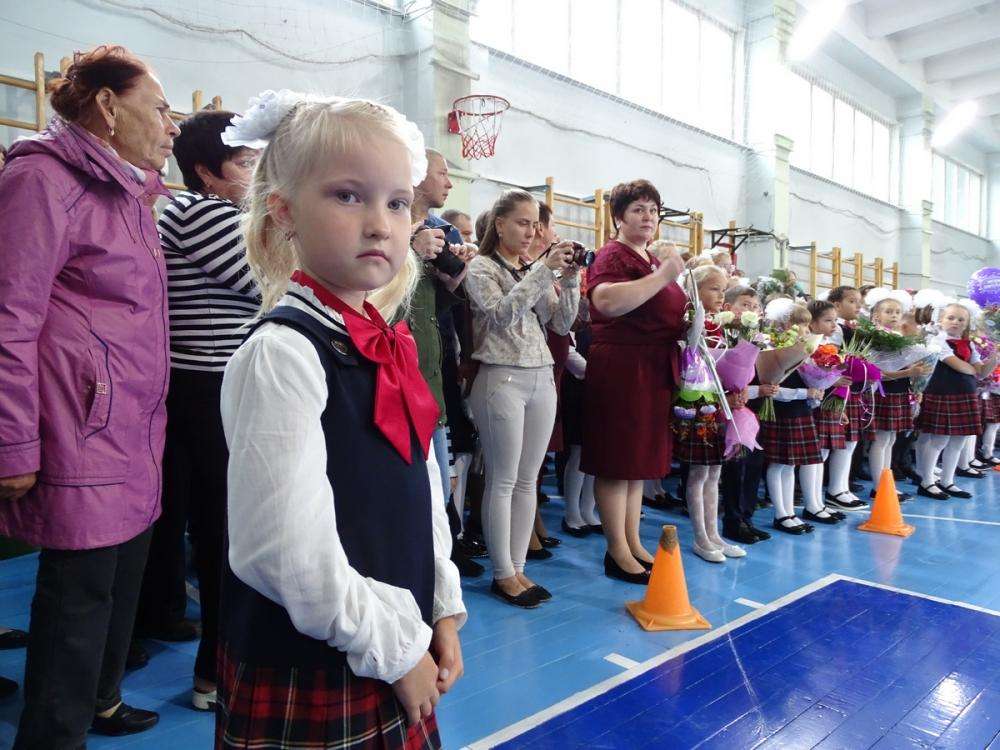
[709,341,762,458]
[823,356,883,413]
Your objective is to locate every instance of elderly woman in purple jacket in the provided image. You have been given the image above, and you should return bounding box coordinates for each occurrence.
[0,46,179,747]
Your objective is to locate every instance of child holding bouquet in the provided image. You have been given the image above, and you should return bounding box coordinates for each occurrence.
[915,302,998,499]
[675,265,747,563]
[825,286,869,511]
[759,301,825,534]
[860,289,931,501]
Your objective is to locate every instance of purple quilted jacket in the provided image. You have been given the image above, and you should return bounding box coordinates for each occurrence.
[0,120,170,549]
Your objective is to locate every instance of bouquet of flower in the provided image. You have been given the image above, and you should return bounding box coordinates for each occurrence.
[709,340,762,459]
[673,347,721,447]
[853,316,921,352]
[713,310,765,349]
[755,330,822,421]
[798,343,847,396]
[982,305,1000,343]
[820,334,882,414]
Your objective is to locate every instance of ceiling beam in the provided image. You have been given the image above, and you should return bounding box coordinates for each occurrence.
[925,41,1000,83]
[950,70,1000,100]
[865,0,992,39]
[978,93,1000,117]
[891,5,1000,62]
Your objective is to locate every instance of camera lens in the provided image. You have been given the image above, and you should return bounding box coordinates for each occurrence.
[569,241,595,268]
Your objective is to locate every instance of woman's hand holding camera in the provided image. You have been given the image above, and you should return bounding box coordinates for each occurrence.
[543,241,578,275]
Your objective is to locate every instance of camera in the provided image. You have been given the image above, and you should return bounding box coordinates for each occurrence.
[568,241,595,268]
[416,221,466,278]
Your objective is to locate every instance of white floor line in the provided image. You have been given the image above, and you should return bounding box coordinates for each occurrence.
[735,597,765,609]
[901,513,1000,527]
[833,575,1000,617]
[466,573,846,750]
[603,653,639,670]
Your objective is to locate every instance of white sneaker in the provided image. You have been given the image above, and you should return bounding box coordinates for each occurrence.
[720,544,747,558]
[693,542,726,563]
[192,688,217,711]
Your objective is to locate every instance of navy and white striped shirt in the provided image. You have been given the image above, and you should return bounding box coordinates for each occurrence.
[158,192,260,372]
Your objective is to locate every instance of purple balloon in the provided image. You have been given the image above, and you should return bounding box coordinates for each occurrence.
[968,267,1000,307]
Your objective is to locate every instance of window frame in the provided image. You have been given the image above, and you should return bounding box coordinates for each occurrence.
[931,151,985,236]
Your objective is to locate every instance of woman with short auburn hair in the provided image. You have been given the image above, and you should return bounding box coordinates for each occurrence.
[582,179,687,584]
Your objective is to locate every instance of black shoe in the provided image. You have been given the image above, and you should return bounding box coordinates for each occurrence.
[136,618,199,642]
[453,555,484,578]
[490,579,540,608]
[824,507,847,520]
[772,517,808,535]
[125,641,149,671]
[457,536,488,559]
[969,459,988,470]
[537,491,550,505]
[633,556,654,571]
[587,524,603,534]
[917,483,949,500]
[561,519,590,537]
[642,492,678,510]
[0,676,17,700]
[722,522,760,544]
[869,489,912,503]
[825,492,869,512]
[940,484,973,499]
[91,703,159,737]
[526,547,553,560]
[0,629,28,650]
[849,481,864,492]
[749,525,771,541]
[802,508,840,525]
[956,468,985,479]
[526,584,552,601]
[538,536,561,548]
[977,454,1000,467]
[603,553,651,585]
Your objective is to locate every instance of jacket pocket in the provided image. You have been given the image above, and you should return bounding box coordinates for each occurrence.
[84,334,112,437]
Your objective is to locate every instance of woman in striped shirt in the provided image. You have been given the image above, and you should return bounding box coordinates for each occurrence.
[136,110,258,711]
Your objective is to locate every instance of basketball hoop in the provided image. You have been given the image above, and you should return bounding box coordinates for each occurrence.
[447,94,509,160]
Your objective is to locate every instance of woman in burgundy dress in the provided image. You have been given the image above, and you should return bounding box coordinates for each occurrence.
[581,179,686,584]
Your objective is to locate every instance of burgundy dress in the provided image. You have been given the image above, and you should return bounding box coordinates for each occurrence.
[581,241,688,479]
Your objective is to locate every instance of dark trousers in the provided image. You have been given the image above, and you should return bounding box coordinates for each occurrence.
[136,369,227,682]
[15,528,153,750]
[720,450,764,529]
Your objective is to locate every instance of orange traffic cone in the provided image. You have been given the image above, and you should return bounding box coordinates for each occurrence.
[626,525,711,632]
[858,469,914,538]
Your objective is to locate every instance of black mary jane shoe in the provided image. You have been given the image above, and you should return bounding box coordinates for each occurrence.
[561,519,590,538]
[604,553,651,585]
[978,454,1000,467]
[802,509,840,525]
[587,523,604,534]
[917,483,949,500]
[526,584,552,602]
[91,703,159,737]
[955,468,985,479]
[940,484,973,499]
[490,579,541,608]
[539,535,561,548]
[0,629,28,650]
[772,516,808,535]
[526,547,553,560]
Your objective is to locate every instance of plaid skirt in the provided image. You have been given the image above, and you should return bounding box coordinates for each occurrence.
[216,642,441,750]
[982,393,1000,426]
[813,407,846,451]
[915,393,982,436]
[760,415,822,466]
[842,395,866,443]
[868,391,913,434]
[672,427,724,466]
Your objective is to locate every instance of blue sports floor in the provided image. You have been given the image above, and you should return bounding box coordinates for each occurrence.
[0,467,998,749]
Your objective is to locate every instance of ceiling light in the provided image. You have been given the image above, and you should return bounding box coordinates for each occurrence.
[932,101,979,148]
[788,1,849,61]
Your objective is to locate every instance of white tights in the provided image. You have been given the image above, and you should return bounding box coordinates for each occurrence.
[797,450,831,517]
[827,440,858,499]
[983,423,1000,459]
[767,464,804,528]
[563,445,598,527]
[686,464,724,548]
[868,430,897,486]
[916,433,965,489]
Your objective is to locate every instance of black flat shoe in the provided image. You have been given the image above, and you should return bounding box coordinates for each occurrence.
[0,629,28,650]
[722,522,760,544]
[125,641,149,671]
[135,619,199,643]
[955,468,985,479]
[561,519,590,537]
[587,523,603,534]
[750,525,771,541]
[969,459,987,470]
[539,536,561,548]
[604,553,651,585]
[91,703,159,737]
[0,676,17,700]
[453,554,484,578]
[526,547,553,560]
[633,556,654,571]
[940,484,973,499]
[825,507,847,520]
[772,517,808,535]
[802,509,840,525]
[526,584,552,601]
[490,579,540,608]
[978,454,1000,466]
[917,483,949,500]
[458,536,488,559]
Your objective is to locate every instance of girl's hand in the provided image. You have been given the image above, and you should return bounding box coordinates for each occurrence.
[725,391,744,410]
[392,653,440,726]
[807,388,823,401]
[834,376,853,388]
[430,617,464,694]
[758,383,779,397]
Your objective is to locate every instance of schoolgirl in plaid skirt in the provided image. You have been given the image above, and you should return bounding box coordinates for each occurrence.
[915,304,998,500]
[216,97,465,750]
[979,390,1000,466]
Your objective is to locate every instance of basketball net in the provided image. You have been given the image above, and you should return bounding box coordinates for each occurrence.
[447,95,510,160]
